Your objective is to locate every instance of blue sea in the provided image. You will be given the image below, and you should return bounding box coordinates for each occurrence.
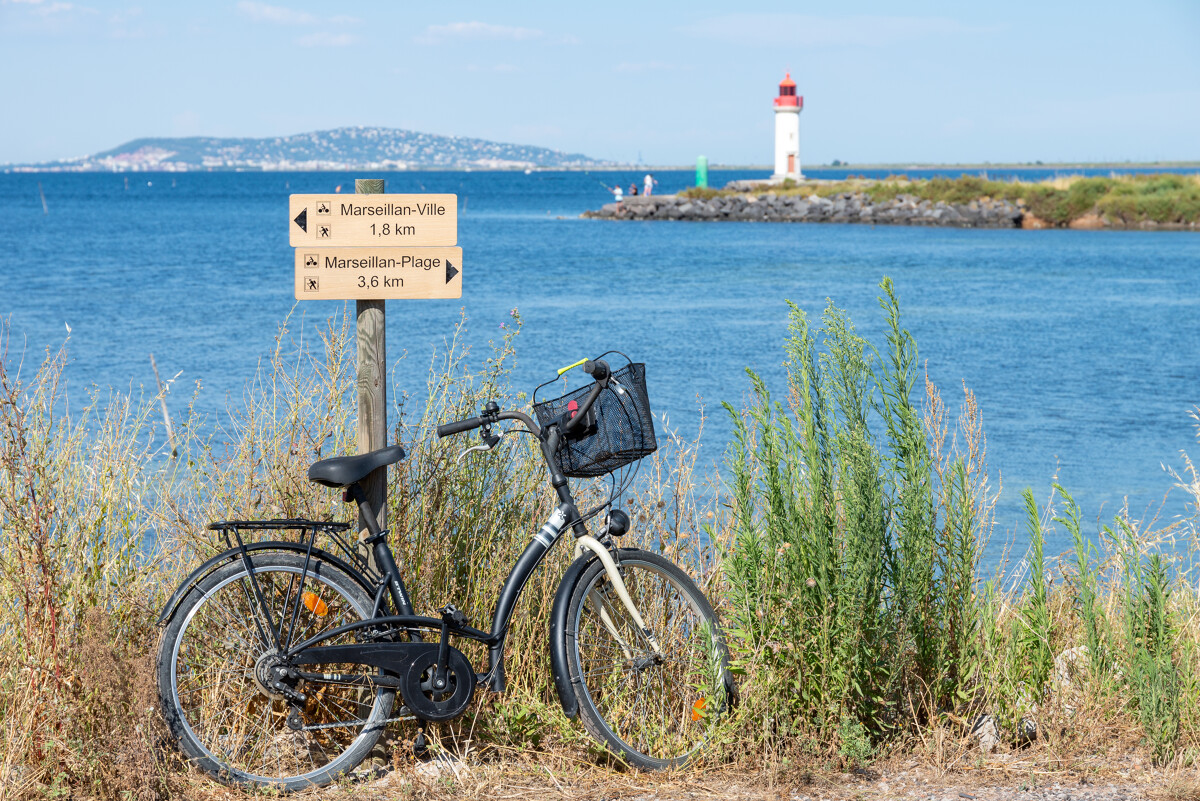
[3,167,1199,567]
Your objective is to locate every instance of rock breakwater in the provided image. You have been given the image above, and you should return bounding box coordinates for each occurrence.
[584,192,1026,228]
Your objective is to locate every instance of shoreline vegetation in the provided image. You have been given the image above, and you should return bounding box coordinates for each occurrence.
[1,285,1199,800]
[584,174,1200,230]
[8,160,1200,174]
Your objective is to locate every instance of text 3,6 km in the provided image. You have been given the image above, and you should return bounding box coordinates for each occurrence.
[356,275,403,288]
[369,223,417,237]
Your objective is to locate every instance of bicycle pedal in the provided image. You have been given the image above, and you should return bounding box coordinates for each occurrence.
[413,730,428,759]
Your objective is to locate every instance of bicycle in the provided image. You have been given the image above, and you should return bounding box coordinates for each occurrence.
[155,356,735,790]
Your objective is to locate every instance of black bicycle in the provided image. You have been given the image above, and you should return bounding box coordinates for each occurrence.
[155,357,734,789]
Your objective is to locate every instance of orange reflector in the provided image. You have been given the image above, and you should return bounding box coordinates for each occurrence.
[691,697,707,722]
[302,591,328,617]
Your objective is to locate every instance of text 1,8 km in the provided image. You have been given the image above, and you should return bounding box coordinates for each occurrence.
[289,193,457,247]
[370,223,417,237]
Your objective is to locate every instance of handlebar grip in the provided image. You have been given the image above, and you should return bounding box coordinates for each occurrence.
[437,417,482,438]
[583,359,610,381]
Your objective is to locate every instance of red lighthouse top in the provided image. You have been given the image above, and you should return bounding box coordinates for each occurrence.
[774,72,802,109]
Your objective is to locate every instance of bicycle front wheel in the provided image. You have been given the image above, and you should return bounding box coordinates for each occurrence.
[156,552,394,790]
[565,548,733,770]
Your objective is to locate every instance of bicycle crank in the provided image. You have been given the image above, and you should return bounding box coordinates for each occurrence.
[402,647,475,722]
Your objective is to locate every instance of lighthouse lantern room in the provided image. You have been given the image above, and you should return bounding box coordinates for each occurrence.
[773,73,803,181]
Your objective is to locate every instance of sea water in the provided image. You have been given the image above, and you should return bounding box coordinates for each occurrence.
[3,169,1199,567]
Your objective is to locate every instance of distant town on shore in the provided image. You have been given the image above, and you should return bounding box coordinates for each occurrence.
[5,125,1196,174]
[3,126,611,173]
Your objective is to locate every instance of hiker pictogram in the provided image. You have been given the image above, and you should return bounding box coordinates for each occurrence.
[317,224,332,239]
[304,276,319,292]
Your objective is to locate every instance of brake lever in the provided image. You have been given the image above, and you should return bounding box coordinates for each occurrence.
[455,432,502,465]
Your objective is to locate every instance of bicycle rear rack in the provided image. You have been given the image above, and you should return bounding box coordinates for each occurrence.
[206,518,379,585]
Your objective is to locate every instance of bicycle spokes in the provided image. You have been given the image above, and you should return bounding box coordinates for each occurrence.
[170,564,386,780]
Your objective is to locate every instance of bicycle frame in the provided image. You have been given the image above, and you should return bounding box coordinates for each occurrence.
[189,391,663,711]
[282,496,660,696]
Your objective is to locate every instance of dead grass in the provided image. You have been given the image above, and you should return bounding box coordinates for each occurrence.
[2,313,1200,799]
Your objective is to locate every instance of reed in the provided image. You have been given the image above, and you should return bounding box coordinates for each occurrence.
[712,280,1200,771]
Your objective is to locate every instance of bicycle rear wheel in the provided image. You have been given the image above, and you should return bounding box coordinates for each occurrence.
[564,549,733,770]
[156,552,394,790]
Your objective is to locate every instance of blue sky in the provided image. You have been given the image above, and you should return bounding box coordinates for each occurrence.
[1,1,1198,165]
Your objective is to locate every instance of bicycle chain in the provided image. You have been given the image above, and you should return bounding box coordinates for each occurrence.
[301,712,415,732]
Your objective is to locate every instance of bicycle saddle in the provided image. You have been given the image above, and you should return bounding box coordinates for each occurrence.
[307,445,406,488]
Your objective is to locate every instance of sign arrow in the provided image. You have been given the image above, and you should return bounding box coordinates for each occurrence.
[445,259,458,284]
[293,208,307,233]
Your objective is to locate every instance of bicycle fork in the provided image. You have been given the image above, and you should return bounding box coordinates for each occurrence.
[573,535,666,662]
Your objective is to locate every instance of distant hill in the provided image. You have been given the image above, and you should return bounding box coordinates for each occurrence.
[8,127,614,172]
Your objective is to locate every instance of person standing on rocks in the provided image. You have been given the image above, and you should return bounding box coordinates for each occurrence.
[610,183,624,213]
[643,173,656,196]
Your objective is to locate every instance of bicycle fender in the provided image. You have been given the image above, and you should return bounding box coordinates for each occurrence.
[156,541,372,627]
[549,551,597,719]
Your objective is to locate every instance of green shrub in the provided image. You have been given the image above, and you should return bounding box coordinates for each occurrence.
[720,279,993,746]
[1114,518,1183,765]
[679,186,724,200]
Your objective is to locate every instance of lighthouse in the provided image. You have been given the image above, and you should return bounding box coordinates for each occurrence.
[773,72,803,181]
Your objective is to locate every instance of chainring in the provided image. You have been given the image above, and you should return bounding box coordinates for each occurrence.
[402,647,475,722]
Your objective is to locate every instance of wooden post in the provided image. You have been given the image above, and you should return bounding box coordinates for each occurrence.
[355,178,387,565]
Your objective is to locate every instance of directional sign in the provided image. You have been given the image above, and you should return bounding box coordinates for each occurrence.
[289,194,457,247]
[294,247,462,300]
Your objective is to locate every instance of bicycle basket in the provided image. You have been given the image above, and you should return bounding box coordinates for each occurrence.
[532,363,657,478]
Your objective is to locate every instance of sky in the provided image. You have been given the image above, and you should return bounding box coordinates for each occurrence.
[1,1,1198,166]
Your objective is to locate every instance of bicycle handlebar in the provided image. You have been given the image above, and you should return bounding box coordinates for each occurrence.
[583,359,609,381]
[436,358,612,441]
[436,416,483,438]
[558,359,609,437]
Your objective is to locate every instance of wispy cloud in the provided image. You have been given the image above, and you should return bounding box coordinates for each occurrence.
[236,1,359,25]
[236,1,315,25]
[416,21,543,45]
[2,0,90,16]
[296,31,356,47]
[683,14,998,47]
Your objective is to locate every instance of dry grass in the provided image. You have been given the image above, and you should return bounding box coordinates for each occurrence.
[2,304,1199,800]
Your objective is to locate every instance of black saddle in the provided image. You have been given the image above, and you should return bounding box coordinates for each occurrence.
[307,445,406,488]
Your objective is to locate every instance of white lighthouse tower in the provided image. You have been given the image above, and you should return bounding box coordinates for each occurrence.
[773,72,803,181]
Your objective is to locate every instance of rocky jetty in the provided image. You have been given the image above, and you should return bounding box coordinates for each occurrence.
[584,191,1026,228]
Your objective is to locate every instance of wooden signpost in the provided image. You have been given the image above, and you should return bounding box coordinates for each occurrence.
[294,247,461,300]
[289,193,457,247]
[290,179,460,551]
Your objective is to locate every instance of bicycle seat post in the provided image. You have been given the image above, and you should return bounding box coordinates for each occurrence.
[344,482,418,620]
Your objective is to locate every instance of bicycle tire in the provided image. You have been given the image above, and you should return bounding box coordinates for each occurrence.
[564,548,733,770]
[156,552,394,790]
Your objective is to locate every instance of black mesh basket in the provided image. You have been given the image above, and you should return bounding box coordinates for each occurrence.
[532,363,657,478]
